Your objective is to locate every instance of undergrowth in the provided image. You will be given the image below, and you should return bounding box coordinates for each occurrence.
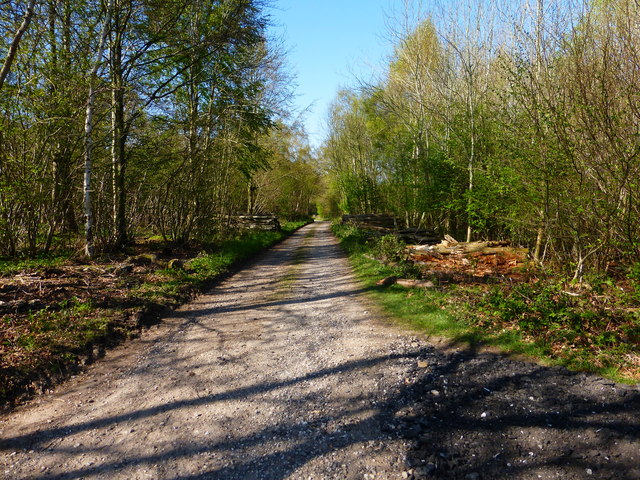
[131,222,307,305]
[332,223,640,383]
[0,252,72,277]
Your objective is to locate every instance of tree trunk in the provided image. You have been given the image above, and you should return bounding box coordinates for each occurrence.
[0,0,36,91]
[247,179,257,214]
[111,6,128,248]
[83,0,114,257]
[47,2,78,235]
[533,225,544,263]
[466,68,476,243]
[466,122,475,243]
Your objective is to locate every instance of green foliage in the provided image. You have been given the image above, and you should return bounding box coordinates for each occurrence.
[0,0,302,255]
[324,0,640,276]
[250,125,321,220]
[370,234,420,278]
[0,252,71,276]
[371,234,405,263]
[627,263,640,303]
[477,281,638,378]
[331,223,370,255]
[8,297,106,361]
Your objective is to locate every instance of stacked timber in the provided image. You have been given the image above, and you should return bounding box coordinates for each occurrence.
[233,215,281,232]
[342,215,440,244]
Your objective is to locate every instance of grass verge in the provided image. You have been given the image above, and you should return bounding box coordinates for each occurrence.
[130,221,308,306]
[332,223,640,384]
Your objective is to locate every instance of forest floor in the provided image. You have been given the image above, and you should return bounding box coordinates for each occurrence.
[336,224,640,383]
[0,222,639,479]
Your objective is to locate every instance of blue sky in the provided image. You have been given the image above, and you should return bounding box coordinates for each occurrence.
[268,0,394,148]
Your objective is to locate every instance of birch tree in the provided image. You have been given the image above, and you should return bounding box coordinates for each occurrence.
[83,0,113,257]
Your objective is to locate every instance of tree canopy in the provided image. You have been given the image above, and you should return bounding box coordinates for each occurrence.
[322,0,640,278]
[0,0,319,256]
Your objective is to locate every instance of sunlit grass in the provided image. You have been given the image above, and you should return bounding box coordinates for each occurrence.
[0,252,71,276]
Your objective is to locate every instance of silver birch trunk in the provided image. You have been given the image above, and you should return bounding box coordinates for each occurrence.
[533,0,545,263]
[83,0,113,257]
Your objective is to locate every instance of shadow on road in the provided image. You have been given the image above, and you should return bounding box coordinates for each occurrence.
[2,346,638,479]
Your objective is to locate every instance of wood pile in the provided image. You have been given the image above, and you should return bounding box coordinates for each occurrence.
[342,214,397,229]
[406,237,529,277]
[233,215,281,232]
[342,215,440,244]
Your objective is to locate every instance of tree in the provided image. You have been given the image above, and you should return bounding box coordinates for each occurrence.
[84,0,114,257]
[324,90,382,215]
[0,0,36,91]
[0,0,291,255]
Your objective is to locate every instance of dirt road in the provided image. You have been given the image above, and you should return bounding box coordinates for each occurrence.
[1,222,638,480]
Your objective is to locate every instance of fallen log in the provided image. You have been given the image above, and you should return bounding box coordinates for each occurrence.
[376,276,398,286]
[376,276,435,288]
[407,240,514,256]
[396,278,435,289]
[444,234,458,245]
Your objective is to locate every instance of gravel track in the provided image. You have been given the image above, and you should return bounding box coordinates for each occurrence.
[0,222,638,480]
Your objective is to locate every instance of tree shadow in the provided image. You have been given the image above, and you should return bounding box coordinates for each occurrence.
[402,350,640,479]
[2,346,638,479]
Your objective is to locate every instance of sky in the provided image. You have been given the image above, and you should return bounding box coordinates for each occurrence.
[267,0,395,149]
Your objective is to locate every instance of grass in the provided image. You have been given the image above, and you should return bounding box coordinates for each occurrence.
[332,223,640,384]
[130,221,309,305]
[0,252,72,276]
[18,299,110,352]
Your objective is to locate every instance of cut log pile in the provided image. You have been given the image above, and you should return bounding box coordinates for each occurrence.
[406,238,529,278]
[342,215,528,280]
[342,214,397,229]
[232,215,281,232]
[342,214,440,244]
